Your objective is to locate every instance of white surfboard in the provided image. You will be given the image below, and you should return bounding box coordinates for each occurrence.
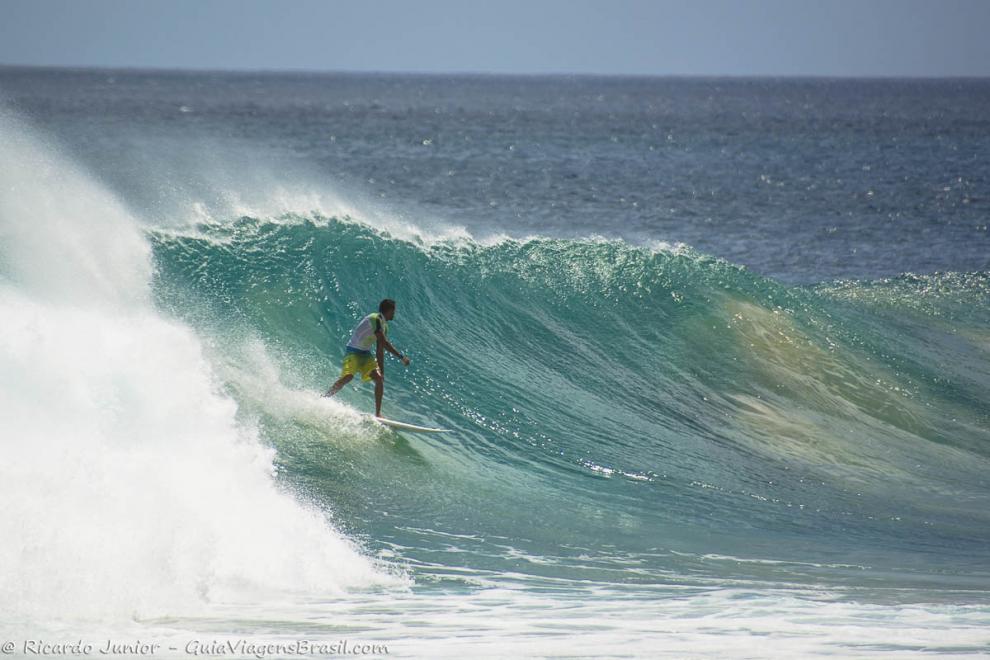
[370,415,449,434]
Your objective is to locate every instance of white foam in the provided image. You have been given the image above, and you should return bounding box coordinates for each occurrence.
[0,112,401,624]
[212,336,384,444]
[85,582,990,659]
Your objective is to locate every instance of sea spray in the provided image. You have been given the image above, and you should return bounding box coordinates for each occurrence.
[0,114,400,624]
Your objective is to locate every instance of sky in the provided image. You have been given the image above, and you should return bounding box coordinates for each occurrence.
[1,0,989,77]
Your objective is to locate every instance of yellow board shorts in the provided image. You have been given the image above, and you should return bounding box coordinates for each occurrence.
[340,350,380,381]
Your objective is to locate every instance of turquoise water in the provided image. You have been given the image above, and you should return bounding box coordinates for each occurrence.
[150,215,990,583]
[2,70,990,657]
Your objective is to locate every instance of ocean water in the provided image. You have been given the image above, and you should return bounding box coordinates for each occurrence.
[1,68,989,658]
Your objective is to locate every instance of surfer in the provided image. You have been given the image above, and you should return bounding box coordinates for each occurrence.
[324,298,411,417]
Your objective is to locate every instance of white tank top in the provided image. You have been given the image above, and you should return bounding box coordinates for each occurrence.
[346,312,388,353]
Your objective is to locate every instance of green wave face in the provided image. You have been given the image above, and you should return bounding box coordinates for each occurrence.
[150,215,990,588]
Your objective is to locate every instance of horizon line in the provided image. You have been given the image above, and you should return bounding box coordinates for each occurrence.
[2,62,989,82]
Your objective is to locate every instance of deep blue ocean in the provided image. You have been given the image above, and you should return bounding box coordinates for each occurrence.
[1,68,989,658]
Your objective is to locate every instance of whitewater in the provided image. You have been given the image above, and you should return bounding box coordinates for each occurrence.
[1,69,989,658]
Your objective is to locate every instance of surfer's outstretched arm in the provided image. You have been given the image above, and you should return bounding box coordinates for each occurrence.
[375,330,410,366]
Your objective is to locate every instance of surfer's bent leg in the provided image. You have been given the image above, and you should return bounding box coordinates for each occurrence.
[370,369,384,417]
[325,374,353,397]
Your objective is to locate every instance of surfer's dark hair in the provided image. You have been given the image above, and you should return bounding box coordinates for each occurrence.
[379,298,396,313]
